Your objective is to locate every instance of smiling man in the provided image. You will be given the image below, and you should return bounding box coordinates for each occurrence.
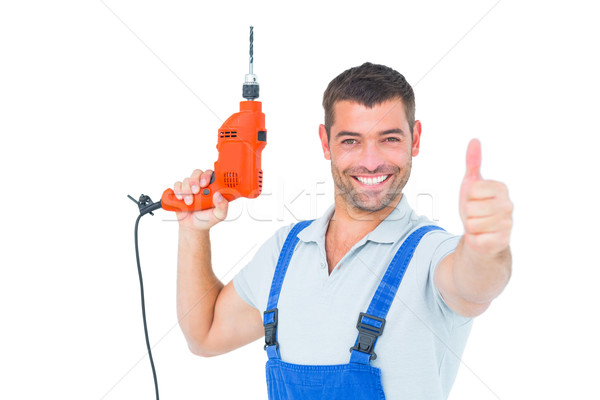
[173,62,513,399]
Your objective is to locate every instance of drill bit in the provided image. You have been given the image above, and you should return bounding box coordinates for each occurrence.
[243,25,259,100]
[249,26,254,75]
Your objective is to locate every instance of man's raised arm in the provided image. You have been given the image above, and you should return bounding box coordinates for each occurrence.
[435,139,513,318]
[174,169,264,357]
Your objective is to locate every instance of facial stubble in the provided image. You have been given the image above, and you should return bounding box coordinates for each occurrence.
[330,155,412,214]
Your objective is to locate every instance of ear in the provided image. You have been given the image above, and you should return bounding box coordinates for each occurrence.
[318,124,331,160]
[411,120,422,157]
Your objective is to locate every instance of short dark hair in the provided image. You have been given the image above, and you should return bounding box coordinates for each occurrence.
[322,62,415,141]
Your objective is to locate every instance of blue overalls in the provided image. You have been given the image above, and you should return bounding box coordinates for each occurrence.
[263,220,443,399]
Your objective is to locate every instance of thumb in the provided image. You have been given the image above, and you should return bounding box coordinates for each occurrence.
[212,191,229,221]
[465,138,482,181]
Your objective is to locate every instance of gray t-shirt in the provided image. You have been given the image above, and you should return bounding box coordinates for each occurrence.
[233,195,473,400]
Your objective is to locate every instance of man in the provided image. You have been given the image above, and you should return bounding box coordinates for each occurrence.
[172,62,513,399]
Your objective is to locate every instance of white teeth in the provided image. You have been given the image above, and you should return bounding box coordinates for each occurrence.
[356,175,388,185]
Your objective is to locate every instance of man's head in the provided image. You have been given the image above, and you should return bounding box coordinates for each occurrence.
[318,63,422,215]
[322,62,416,141]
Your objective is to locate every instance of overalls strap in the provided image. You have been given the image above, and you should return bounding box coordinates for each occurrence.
[263,220,315,359]
[350,225,444,365]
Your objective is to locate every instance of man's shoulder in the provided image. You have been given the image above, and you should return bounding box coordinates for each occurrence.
[262,220,313,254]
[410,220,461,259]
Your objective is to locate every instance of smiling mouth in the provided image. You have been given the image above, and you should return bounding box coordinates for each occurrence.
[352,174,391,186]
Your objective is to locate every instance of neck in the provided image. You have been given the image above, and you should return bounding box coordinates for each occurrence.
[329,193,403,239]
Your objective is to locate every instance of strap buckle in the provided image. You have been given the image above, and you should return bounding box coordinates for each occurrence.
[263,308,279,350]
[350,312,386,360]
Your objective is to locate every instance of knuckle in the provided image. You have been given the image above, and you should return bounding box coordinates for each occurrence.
[467,233,480,249]
[465,219,478,234]
[174,181,183,199]
[201,170,213,180]
[213,209,225,222]
[495,182,509,196]
[506,200,514,214]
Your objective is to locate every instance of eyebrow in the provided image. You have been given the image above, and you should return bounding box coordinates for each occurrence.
[335,128,406,139]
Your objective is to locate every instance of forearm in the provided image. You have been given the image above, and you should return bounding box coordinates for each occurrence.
[176,227,224,353]
[453,236,512,305]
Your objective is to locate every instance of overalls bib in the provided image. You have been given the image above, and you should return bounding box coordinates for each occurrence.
[263,220,443,399]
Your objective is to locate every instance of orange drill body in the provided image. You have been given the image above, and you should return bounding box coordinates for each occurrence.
[160,100,267,212]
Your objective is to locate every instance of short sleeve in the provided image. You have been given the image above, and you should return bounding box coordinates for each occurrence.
[232,223,294,312]
[411,229,468,322]
[428,232,462,315]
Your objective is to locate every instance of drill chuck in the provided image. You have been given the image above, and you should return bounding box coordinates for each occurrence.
[243,79,259,100]
[243,26,259,100]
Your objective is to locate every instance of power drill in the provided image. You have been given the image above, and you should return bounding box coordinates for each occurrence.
[128,26,266,216]
[126,26,266,399]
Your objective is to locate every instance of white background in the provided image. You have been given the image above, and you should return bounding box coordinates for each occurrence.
[1,1,599,399]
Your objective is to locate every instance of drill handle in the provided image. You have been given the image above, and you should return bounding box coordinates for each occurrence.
[160,172,240,212]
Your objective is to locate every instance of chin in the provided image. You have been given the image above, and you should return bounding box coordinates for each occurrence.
[348,194,400,213]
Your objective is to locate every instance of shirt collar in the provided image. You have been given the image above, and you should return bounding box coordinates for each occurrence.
[297,194,416,245]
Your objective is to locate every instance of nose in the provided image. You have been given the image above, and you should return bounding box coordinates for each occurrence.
[358,140,385,172]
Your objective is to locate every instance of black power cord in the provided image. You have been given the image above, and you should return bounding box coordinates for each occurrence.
[128,194,163,400]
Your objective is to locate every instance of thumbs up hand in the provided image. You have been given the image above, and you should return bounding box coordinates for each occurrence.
[459,139,513,257]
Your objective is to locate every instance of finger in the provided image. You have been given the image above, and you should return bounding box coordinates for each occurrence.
[464,199,496,218]
[464,214,512,235]
[465,231,510,256]
[189,169,203,194]
[464,197,511,218]
[173,181,183,200]
[182,177,193,205]
[200,169,214,187]
[465,138,482,181]
[467,180,507,200]
[212,191,228,221]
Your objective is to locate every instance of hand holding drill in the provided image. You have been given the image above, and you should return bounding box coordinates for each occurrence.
[172,169,230,232]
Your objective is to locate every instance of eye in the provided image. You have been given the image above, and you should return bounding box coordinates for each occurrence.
[385,137,400,142]
[342,139,357,145]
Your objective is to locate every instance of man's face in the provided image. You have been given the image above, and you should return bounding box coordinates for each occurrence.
[318,98,422,215]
